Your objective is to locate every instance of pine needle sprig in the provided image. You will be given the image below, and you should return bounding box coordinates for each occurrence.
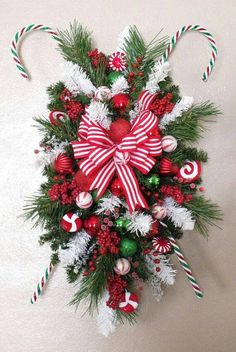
[185,196,223,237]
[169,144,208,166]
[165,101,221,142]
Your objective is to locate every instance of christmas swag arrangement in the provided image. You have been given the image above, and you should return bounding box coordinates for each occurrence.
[12,22,222,336]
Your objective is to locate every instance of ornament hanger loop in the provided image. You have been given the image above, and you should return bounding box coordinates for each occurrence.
[161,25,217,81]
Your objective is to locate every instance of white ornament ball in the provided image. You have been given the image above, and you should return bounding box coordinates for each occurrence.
[151,204,167,220]
[114,258,131,275]
[76,192,93,209]
[95,86,112,101]
[161,135,178,153]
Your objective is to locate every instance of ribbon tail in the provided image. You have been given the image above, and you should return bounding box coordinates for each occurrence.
[89,160,116,198]
[116,164,148,213]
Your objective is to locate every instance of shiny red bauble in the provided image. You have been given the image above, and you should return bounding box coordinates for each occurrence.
[112,94,130,111]
[83,215,101,236]
[108,118,132,144]
[110,177,124,197]
[147,220,159,237]
[53,153,73,174]
[159,157,178,175]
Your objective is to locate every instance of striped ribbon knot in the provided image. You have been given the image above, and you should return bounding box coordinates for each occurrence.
[72,90,162,212]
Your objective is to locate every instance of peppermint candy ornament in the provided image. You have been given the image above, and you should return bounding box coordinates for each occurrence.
[108,52,126,72]
[60,213,82,232]
[95,86,112,101]
[151,204,167,220]
[177,161,201,183]
[114,258,131,275]
[119,290,139,313]
[152,237,171,253]
[49,110,67,125]
[76,192,93,209]
[162,135,177,153]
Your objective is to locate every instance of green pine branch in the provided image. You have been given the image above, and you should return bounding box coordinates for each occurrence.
[165,101,221,142]
[57,21,106,86]
[185,195,223,237]
[169,144,208,166]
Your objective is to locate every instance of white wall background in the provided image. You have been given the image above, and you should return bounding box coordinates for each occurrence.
[0,0,236,351]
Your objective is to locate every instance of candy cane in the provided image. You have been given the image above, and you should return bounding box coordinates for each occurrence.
[161,25,217,81]
[169,237,203,299]
[11,24,61,79]
[30,262,54,304]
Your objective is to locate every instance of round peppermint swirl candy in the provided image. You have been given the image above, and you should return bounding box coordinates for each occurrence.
[177,161,201,182]
[119,290,139,313]
[114,258,131,275]
[152,237,171,254]
[76,192,93,209]
[49,110,67,125]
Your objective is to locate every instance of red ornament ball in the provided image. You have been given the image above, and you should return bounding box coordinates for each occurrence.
[159,157,178,175]
[53,153,73,174]
[110,177,124,197]
[108,118,132,144]
[83,215,101,236]
[60,213,82,233]
[112,94,130,111]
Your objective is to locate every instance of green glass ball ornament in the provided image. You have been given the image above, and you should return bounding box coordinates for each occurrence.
[107,71,122,84]
[148,174,160,187]
[119,238,138,257]
[115,218,129,234]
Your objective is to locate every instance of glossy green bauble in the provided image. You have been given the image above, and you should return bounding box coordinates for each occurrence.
[107,71,122,84]
[148,174,160,187]
[119,238,138,257]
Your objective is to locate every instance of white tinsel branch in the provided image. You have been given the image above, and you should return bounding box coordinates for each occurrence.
[156,255,176,285]
[159,96,194,130]
[63,61,96,96]
[35,141,69,166]
[145,255,163,301]
[86,100,111,129]
[126,211,153,236]
[116,25,132,52]
[164,197,195,230]
[96,193,123,215]
[59,229,95,268]
[145,61,171,93]
[97,291,117,337]
[111,76,129,96]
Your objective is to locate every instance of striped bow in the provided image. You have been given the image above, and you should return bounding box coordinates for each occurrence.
[72,90,162,212]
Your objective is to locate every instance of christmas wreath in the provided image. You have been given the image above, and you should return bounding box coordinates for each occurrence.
[12,22,222,336]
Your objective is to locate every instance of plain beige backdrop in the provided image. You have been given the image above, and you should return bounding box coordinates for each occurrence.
[0,0,236,351]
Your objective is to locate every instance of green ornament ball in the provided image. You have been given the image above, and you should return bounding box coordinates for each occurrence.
[115,218,129,234]
[148,174,160,187]
[107,71,122,84]
[119,238,138,257]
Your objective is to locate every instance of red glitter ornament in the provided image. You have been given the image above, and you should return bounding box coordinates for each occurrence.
[83,215,100,236]
[108,52,126,72]
[110,177,124,197]
[112,94,130,111]
[108,118,132,144]
[53,153,73,174]
[74,170,95,192]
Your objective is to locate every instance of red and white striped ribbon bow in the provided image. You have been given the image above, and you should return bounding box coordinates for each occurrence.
[72,90,162,212]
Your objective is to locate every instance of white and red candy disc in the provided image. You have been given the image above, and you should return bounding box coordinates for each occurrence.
[114,258,131,275]
[119,290,139,313]
[162,135,177,153]
[60,213,82,233]
[152,237,171,253]
[151,204,167,220]
[76,192,93,209]
[49,110,67,125]
[108,52,126,72]
[177,161,201,183]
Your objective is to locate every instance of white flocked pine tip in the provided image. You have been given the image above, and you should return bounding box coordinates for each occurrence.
[126,211,153,236]
[63,61,96,96]
[111,76,129,95]
[86,100,111,129]
[116,25,132,52]
[145,61,171,93]
[159,96,194,130]
[96,193,123,214]
[97,291,117,336]
[164,197,195,230]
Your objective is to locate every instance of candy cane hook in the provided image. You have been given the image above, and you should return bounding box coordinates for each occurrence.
[11,24,61,79]
[30,262,54,304]
[161,25,218,81]
[169,237,203,299]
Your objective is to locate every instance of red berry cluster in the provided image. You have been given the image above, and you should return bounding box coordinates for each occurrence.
[160,185,185,204]
[88,49,107,68]
[106,275,127,310]
[48,179,81,205]
[59,88,84,121]
[97,228,120,255]
[150,93,174,117]
[83,250,99,277]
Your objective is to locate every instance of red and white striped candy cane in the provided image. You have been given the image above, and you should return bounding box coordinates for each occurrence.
[31,262,54,304]
[161,25,218,81]
[11,24,61,79]
[169,237,203,299]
